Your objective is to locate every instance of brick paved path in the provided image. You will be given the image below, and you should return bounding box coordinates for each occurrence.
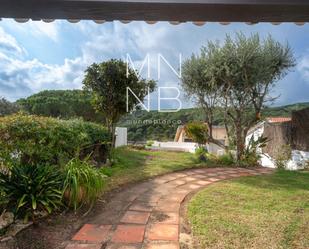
[65,167,273,249]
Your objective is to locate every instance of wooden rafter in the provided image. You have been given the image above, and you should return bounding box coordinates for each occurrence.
[0,0,309,22]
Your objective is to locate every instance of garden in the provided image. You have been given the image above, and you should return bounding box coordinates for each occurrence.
[0,33,308,249]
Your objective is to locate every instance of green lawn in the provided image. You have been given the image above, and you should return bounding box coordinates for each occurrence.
[187,170,309,249]
[100,147,197,192]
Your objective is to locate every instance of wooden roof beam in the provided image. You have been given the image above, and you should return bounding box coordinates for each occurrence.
[1,0,309,22]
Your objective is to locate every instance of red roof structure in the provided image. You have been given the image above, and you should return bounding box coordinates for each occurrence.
[266,117,292,123]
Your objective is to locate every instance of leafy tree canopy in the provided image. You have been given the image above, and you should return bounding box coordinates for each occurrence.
[83,59,156,140]
[17,90,104,122]
[182,33,295,160]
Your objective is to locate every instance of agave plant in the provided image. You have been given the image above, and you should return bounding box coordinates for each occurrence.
[0,164,63,222]
[62,157,106,210]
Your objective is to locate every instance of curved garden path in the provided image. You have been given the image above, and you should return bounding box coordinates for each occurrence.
[65,167,273,249]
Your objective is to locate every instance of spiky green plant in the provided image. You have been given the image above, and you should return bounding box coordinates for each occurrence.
[0,164,63,222]
[62,158,106,210]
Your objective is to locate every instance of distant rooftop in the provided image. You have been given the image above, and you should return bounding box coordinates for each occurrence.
[266,117,292,123]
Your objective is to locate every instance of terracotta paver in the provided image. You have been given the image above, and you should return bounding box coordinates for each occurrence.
[137,194,161,203]
[106,244,142,249]
[72,224,111,242]
[170,180,186,186]
[105,200,132,211]
[112,225,145,243]
[195,180,212,186]
[160,193,186,203]
[65,244,103,249]
[121,211,150,224]
[150,212,179,225]
[174,189,191,195]
[182,176,197,182]
[208,177,220,182]
[147,224,179,241]
[155,202,180,212]
[185,184,202,190]
[68,167,273,248]
[129,202,154,212]
[144,242,180,249]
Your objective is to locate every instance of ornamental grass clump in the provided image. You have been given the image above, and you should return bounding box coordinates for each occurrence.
[62,158,106,210]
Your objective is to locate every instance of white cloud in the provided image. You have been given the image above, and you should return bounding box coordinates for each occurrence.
[0,27,26,57]
[5,20,60,42]
[298,54,309,83]
[0,20,308,107]
[28,21,60,42]
[0,25,86,100]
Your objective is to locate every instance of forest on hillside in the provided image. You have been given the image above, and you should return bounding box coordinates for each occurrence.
[1,90,308,142]
[118,102,309,141]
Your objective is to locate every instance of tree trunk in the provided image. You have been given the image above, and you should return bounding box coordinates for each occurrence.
[235,126,245,161]
[111,125,116,148]
[106,120,116,165]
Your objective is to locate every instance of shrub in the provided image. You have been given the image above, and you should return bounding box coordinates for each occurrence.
[195,146,208,162]
[62,158,106,210]
[274,144,292,169]
[239,136,269,167]
[217,153,234,166]
[305,160,309,170]
[146,140,154,147]
[0,114,111,167]
[185,122,209,146]
[0,164,63,221]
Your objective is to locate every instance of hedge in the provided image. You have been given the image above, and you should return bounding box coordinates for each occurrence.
[0,114,111,167]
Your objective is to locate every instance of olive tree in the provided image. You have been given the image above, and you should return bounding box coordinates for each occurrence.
[83,59,156,148]
[182,44,227,149]
[219,34,294,160]
[182,33,295,161]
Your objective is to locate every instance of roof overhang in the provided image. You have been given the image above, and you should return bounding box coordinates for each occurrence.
[1,0,309,23]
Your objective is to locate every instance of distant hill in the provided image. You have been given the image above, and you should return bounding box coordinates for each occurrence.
[13,90,309,142]
[17,90,105,122]
[118,102,309,142]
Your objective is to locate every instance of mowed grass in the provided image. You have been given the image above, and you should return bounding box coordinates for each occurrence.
[100,147,197,192]
[187,170,309,249]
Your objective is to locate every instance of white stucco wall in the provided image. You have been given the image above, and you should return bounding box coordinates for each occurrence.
[152,141,197,153]
[286,150,309,170]
[207,143,225,155]
[115,127,127,147]
[152,141,227,155]
[245,123,309,170]
[245,123,265,154]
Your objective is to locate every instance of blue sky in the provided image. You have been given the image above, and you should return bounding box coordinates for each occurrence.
[0,19,308,109]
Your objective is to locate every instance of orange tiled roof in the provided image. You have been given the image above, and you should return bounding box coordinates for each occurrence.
[266,117,291,123]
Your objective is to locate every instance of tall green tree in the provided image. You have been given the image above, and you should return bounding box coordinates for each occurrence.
[83,59,156,147]
[182,33,295,161]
